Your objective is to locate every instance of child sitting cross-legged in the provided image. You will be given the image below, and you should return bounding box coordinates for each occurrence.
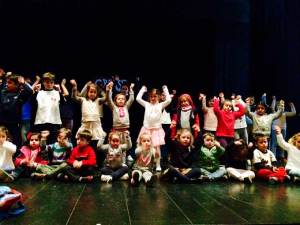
[57,129,96,183]
[98,131,132,183]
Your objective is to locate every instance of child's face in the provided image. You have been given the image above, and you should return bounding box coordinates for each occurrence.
[87,87,97,100]
[76,137,89,148]
[208,99,214,107]
[30,135,40,150]
[0,131,7,145]
[203,135,215,149]
[223,102,232,112]
[256,105,266,116]
[115,94,126,107]
[6,79,18,92]
[179,131,192,147]
[110,134,120,149]
[141,135,152,150]
[43,79,55,90]
[256,137,268,152]
[57,132,68,146]
[295,137,300,150]
[180,97,190,108]
[160,93,166,101]
[149,93,159,104]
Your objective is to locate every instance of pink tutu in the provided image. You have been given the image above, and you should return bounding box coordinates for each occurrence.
[138,127,165,147]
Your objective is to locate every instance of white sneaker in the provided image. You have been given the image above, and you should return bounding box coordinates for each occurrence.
[127,155,134,161]
[120,173,129,180]
[156,165,162,172]
[101,175,113,183]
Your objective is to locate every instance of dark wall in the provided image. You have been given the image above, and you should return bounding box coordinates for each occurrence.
[1,0,300,136]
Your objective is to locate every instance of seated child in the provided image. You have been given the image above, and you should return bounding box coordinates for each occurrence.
[31,128,73,179]
[57,129,96,182]
[198,133,227,181]
[225,139,255,183]
[98,131,132,183]
[131,133,158,187]
[252,133,288,184]
[161,128,201,183]
[0,126,17,182]
[275,126,300,182]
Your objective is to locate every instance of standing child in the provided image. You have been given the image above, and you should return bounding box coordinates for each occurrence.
[70,79,107,166]
[0,126,17,182]
[98,131,132,183]
[136,85,171,171]
[161,128,201,183]
[252,133,288,184]
[275,126,300,182]
[170,93,200,140]
[199,93,218,134]
[33,72,63,144]
[58,130,96,182]
[214,95,244,148]
[131,133,158,187]
[198,133,227,181]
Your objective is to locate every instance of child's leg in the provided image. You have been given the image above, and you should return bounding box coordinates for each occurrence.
[227,167,244,181]
[207,166,227,181]
[111,166,129,181]
[155,146,161,171]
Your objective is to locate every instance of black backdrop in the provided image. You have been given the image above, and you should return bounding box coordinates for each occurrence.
[1,0,300,137]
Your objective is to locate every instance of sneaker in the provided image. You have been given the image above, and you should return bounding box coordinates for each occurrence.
[31,173,47,180]
[243,177,253,184]
[131,172,140,186]
[268,176,278,185]
[79,176,93,183]
[156,165,162,172]
[120,173,129,181]
[145,175,157,187]
[0,168,14,182]
[199,175,210,182]
[100,175,113,183]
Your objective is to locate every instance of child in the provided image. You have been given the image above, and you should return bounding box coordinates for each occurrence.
[170,93,200,139]
[232,95,248,143]
[225,139,255,183]
[252,133,288,184]
[275,126,300,182]
[136,85,171,171]
[106,81,134,144]
[0,73,33,148]
[214,95,244,148]
[31,128,73,179]
[10,132,48,181]
[98,131,132,183]
[198,133,227,181]
[33,72,63,144]
[199,93,217,134]
[161,128,201,183]
[58,129,96,182]
[131,133,158,187]
[0,126,17,182]
[70,79,107,165]
[270,97,296,160]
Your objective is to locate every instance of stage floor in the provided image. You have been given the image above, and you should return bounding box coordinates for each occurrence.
[2,178,300,225]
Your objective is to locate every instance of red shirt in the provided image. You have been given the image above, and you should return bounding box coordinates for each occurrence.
[67,145,96,167]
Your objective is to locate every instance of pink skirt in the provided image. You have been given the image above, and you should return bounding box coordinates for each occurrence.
[138,127,165,147]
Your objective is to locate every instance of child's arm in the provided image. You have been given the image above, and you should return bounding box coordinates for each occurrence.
[219,92,225,104]
[1,141,16,154]
[60,78,69,97]
[286,102,296,117]
[271,96,276,113]
[271,100,284,120]
[106,81,116,109]
[199,93,208,113]
[136,85,147,107]
[233,102,245,119]
[160,85,171,109]
[79,81,92,97]
[213,97,221,116]
[275,125,292,152]
[81,148,96,167]
[126,83,135,108]
[120,132,132,151]
[70,79,82,102]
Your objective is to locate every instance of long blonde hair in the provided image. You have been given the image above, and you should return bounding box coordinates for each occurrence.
[288,133,300,147]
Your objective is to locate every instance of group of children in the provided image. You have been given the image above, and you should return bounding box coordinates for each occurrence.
[0,70,299,187]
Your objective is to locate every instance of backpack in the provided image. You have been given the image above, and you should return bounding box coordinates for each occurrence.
[0,186,25,221]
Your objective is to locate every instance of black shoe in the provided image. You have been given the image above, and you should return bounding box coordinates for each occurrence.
[131,172,140,186]
[268,176,278,185]
[243,177,253,184]
[146,175,157,187]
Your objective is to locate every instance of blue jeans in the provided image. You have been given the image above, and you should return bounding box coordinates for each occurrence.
[270,127,286,158]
